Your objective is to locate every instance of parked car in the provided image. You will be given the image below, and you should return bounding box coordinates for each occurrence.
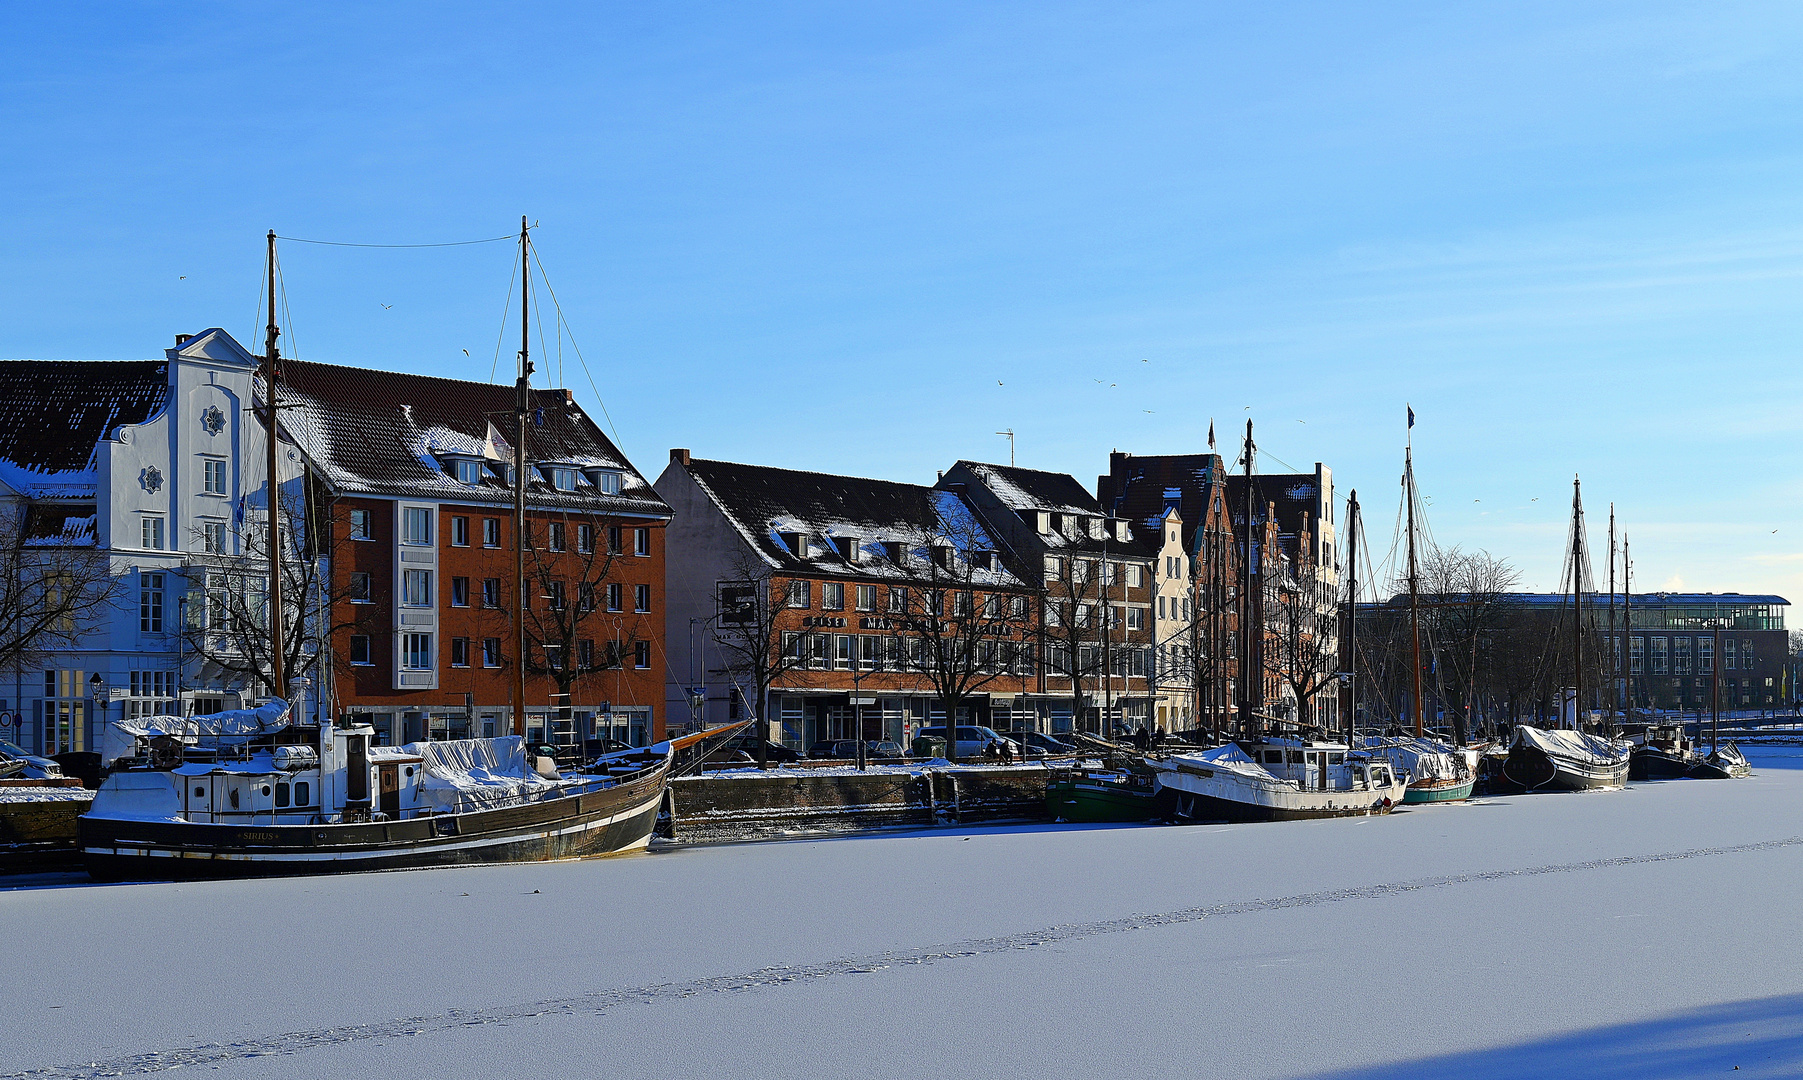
[805,740,843,760]
[0,740,63,780]
[866,740,904,760]
[720,735,800,763]
[914,726,1019,760]
[1006,730,1076,758]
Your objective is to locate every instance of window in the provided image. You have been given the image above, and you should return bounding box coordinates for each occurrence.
[482,638,502,667]
[1631,636,1645,674]
[578,524,595,553]
[139,573,164,633]
[349,509,372,540]
[402,569,432,606]
[451,577,469,607]
[1126,564,1143,588]
[1010,596,1026,619]
[552,468,578,492]
[1158,596,1166,619]
[860,635,881,670]
[203,459,227,495]
[579,582,596,611]
[1675,638,1692,675]
[608,526,623,554]
[855,584,876,612]
[455,460,483,485]
[950,591,971,617]
[402,507,431,545]
[788,580,810,608]
[349,572,373,602]
[483,518,500,547]
[402,633,432,670]
[835,634,853,670]
[1044,555,1060,582]
[888,586,906,613]
[1127,607,1146,630]
[349,635,372,665]
[1101,562,1119,587]
[547,581,567,610]
[450,638,470,667]
[1652,637,1669,674]
[635,584,651,613]
[142,516,165,550]
[607,583,623,611]
[598,471,623,495]
[822,582,845,610]
[202,521,227,554]
[634,640,650,669]
[451,516,469,546]
[1724,638,1737,670]
[1699,637,1713,673]
[548,522,566,551]
[482,578,501,608]
[635,527,650,555]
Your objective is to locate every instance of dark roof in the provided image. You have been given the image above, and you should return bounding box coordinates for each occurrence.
[0,360,169,491]
[1226,472,1321,539]
[945,460,1155,559]
[945,461,1100,515]
[1099,452,1227,544]
[682,457,1024,586]
[279,360,668,518]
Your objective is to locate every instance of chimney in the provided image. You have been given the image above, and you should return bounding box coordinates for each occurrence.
[174,334,191,347]
[671,448,691,466]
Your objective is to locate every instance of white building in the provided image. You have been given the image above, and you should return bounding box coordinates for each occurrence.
[0,328,312,758]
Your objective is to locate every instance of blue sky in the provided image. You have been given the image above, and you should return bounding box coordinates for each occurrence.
[3,2,1801,599]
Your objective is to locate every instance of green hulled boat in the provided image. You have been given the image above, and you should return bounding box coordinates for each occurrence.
[1046,765,1159,822]
[1401,775,1475,803]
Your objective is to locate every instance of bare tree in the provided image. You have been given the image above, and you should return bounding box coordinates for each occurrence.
[183,477,353,702]
[0,505,126,671]
[1416,546,1523,743]
[882,496,1028,763]
[517,515,646,745]
[1264,546,1339,736]
[710,546,812,769]
[1036,552,1113,738]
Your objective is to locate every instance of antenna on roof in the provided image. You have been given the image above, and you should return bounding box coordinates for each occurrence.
[995,429,1015,467]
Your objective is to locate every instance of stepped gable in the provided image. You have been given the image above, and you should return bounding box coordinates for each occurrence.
[277,360,669,517]
[0,360,168,483]
[682,457,1023,585]
[1099,452,1225,544]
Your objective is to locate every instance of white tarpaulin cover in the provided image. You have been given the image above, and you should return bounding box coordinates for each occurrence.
[397,736,560,813]
[1169,743,1277,781]
[1511,725,1631,766]
[100,700,292,766]
[1361,737,1468,781]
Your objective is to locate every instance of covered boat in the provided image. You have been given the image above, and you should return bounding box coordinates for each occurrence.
[79,706,693,880]
[1688,741,1751,780]
[1501,725,1630,791]
[1628,724,1698,780]
[1146,739,1407,823]
[1363,736,1476,803]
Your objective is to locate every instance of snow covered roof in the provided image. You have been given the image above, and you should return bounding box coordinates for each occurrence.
[0,360,169,498]
[681,457,1027,587]
[945,460,1157,559]
[948,461,1100,517]
[277,360,669,519]
[1098,452,1228,547]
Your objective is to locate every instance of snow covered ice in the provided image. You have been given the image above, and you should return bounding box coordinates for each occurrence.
[6,749,1803,1079]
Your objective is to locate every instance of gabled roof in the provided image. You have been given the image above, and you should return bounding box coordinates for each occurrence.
[278,360,669,518]
[1100,452,1227,544]
[947,461,1100,516]
[0,360,170,497]
[681,457,1025,587]
[944,460,1155,558]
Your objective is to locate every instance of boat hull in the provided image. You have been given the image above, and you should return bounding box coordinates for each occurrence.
[1154,762,1405,823]
[1629,746,1695,781]
[1402,777,1475,803]
[79,768,665,881]
[1046,775,1159,823]
[1502,747,1628,791]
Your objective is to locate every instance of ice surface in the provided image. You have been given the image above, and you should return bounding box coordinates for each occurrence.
[5,750,1803,1078]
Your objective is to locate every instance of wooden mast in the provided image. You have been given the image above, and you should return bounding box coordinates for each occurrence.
[1608,504,1617,731]
[263,230,286,702]
[1405,444,1423,739]
[1622,535,1632,722]
[512,216,531,738]
[1570,476,1584,730]
[1238,419,1256,740]
[1345,489,1360,746]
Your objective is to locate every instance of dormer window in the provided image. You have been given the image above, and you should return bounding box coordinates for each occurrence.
[833,536,860,563]
[596,470,623,495]
[780,531,810,558]
[551,467,579,492]
[971,551,994,572]
[454,460,483,485]
[882,541,905,563]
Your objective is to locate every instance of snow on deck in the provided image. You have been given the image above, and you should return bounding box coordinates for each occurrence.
[6,747,1803,1078]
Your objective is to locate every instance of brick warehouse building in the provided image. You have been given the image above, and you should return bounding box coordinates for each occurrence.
[279,361,671,747]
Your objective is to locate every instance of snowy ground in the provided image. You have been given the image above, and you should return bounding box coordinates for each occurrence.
[5,749,1803,1079]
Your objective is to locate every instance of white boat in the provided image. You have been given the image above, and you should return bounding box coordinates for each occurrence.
[1501,725,1630,791]
[1147,739,1408,823]
[1361,736,1479,803]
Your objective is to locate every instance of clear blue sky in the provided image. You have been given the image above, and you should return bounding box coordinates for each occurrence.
[4,2,1801,600]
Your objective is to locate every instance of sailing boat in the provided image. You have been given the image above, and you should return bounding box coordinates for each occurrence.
[1502,477,1631,792]
[80,225,713,880]
[1148,421,1408,822]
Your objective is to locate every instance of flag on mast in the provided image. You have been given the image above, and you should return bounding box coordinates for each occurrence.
[1207,420,1215,449]
[1407,405,1415,429]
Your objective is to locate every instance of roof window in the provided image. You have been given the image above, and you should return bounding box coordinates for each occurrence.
[595,470,623,495]
[551,467,579,492]
[833,536,860,563]
[780,531,810,558]
[453,460,483,486]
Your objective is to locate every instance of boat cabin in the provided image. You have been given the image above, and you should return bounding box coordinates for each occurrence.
[1248,741,1394,791]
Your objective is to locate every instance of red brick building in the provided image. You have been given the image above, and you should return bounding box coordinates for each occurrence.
[280,361,672,747]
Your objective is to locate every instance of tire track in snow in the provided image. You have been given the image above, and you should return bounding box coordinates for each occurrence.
[13,835,1801,1079]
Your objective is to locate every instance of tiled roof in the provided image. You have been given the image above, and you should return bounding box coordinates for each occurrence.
[278,360,669,518]
[1100,452,1227,543]
[0,360,169,495]
[682,457,1025,587]
[946,461,1099,516]
[945,460,1156,559]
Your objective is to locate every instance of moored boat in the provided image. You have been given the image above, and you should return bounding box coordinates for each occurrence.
[1147,738,1407,823]
[1045,761,1159,822]
[1363,736,1477,803]
[1628,723,1698,780]
[1501,725,1630,791]
[1688,741,1751,780]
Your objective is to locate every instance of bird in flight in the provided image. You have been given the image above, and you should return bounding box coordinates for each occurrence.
[179,275,187,280]
[462,349,470,356]
[381,303,393,310]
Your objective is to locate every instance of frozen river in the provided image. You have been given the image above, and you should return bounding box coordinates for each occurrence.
[5,747,1803,1079]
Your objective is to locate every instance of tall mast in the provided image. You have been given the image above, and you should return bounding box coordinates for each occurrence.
[1569,476,1584,731]
[1607,504,1617,731]
[1405,446,1423,739]
[1622,536,1632,721]
[1345,490,1360,746]
[263,231,286,702]
[1238,420,1256,740]
[512,216,531,738]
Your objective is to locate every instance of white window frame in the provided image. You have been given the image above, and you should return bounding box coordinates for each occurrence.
[202,458,227,495]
